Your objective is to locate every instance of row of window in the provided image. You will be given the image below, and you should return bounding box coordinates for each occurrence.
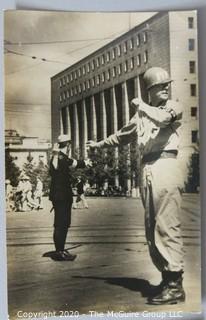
[59,54,148,100]
[60,81,197,101]
[59,33,148,87]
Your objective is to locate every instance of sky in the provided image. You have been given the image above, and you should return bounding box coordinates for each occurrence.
[4,10,156,140]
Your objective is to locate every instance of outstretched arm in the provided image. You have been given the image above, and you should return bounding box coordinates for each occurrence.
[86,114,138,150]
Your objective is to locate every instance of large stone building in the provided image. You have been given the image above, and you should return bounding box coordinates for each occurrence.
[5,130,51,169]
[51,11,198,189]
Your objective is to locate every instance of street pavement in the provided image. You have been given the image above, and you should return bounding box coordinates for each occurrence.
[6,195,201,320]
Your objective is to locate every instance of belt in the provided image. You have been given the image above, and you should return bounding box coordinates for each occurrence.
[142,150,178,164]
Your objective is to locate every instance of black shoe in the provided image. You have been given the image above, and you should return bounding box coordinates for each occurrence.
[63,250,77,261]
[148,277,185,305]
[52,250,77,261]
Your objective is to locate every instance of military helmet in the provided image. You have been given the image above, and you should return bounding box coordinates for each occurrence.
[143,67,172,90]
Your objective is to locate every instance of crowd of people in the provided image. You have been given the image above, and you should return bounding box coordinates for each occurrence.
[5,175,43,212]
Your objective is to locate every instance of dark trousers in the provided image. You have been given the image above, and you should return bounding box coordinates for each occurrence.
[52,200,72,251]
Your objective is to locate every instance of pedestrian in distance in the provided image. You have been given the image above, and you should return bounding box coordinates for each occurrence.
[48,134,92,261]
[73,177,89,209]
[34,177,44,210]
[5,179,15,212]
[15,174,36,211]
[87,67,185,305]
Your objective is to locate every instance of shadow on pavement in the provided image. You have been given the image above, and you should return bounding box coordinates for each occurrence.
[72,276,159,298]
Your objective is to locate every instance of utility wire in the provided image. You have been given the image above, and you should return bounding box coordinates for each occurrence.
[4,37,116,45]
[5,48,68,65]
[4,27,128,76]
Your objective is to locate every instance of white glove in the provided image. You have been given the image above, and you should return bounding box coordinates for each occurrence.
[84,159,93,167]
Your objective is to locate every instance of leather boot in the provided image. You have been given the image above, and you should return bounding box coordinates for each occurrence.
[148,271,185,305]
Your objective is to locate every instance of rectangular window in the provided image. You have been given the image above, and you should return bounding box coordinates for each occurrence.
[101,54,105,65]
[97,75,100,85]
[87,62,90,73]
[74,87,77,95]
[137,54,141,66]
[83,82,86,91]
[92,60,95,70]
[78,69,81,77]
[189,61,196,73]
[112,66,116,78]
[129,38,134,50]
[63,76,66,85]
[136,34,140,46]
[66,90,70,98]
[96,57,100,67]
[143,50,148,63]
[60,94,62,102]
[191,130,198,143]
[130,57,134,69]
[63,91,66,100]
[74,71,77,80]
[102,72,105,83]
[82,66,86,75]
[92,77,95,87]
[78,84,82,93]
[107,69,111,81]
[66,75,70,83]
[143,32,148,43]
[87,80,90,89]
[188,17,194,29]
[190,84,197,96]
[117,45,121,56]
[191,107,197,117]
[118,64,122,75]
[124,60,128,72]
[106,52,110,62]
[71,72,74,81]
[71,88,74,96]
[112,48,116,59]
[60,79,63,88]
[188,38,195,51]
[123,41,127,53]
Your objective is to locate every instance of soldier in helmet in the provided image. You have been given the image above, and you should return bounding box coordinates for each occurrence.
[49,134,92,261]
[87,67,185,305]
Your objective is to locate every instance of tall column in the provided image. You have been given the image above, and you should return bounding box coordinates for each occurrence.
[122,81,130,125]
[81,99,88,158]
[66,106,71,139]
[60,109,64,135]
[134,75,141,99]
[66,106,72,157]
[90,96,97,141]
[122,81,131,193]
[100,91,107,139]
[133,77,141,193]
[110,86,119,187]
[72,103,79,158]
[100,91,108,189]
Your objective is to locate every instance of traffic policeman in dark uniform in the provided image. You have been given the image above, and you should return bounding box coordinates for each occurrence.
[49,134,91,261]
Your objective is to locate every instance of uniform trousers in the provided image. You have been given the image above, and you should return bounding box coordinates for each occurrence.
[52,200,72,251]
[140,157,184,272]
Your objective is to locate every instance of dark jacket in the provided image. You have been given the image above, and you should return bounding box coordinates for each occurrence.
[49,152,85,202]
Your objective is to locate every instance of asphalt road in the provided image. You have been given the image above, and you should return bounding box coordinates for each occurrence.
[6,195,201,320]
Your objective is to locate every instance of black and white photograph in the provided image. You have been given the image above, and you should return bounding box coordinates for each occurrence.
[4,9,201,319]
